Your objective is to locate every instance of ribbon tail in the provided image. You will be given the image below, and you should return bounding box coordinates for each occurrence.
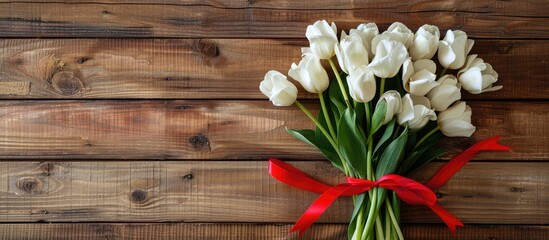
[268,158,331,193]
[473,136,511,151]
[429,203,464,234]
[426,136,510,189]
[290,184,364,237]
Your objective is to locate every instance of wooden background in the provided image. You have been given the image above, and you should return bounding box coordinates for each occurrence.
[0,0,547,239]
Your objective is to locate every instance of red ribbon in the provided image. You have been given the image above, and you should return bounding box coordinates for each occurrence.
[268,136,510,237]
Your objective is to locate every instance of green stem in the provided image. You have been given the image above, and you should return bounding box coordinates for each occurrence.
[362,188,378,239]
[365,103,372,134]
[328,58,352,109]
[414,126,440,149]
[375,215,385,240]
[353,206,365,240]
[379,78,386,94]
[384,207,391,240]
[386,199,404,240]
[295,100,352,176]
[360,130,377,239]
[318,93,336,140]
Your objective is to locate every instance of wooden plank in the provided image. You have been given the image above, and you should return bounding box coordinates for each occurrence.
[0,39,546,99]
[0,161,546,223]
[0,1,548,38]
[0,100,545,160]
[0,223,546,240]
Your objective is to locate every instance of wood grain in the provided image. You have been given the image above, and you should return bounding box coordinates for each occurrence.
[0,100,544,160]
[0,161,546,224]
[0,1,548,38]
[0,223,546,240]
[0,39,546,100]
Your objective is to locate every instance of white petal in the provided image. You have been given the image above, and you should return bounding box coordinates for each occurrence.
[397,94,414,125]
[413,59,437,74]
[438,41,456,69]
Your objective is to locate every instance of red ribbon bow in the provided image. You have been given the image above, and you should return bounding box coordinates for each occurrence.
[268,136,510,237]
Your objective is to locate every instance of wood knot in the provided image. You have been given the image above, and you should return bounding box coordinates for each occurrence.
[509,187,526,192]
[182,173,194,180]
[51,71,83,96]
[16,177,43,194]
[40,162,54,176]
[192,40,220,58]
[189,134,211,151]
[130,189,148,203]
[77,57,90,64]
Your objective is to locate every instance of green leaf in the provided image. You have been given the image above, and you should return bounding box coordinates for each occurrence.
[391,192,401,222]
[286,128,316,147]
[402,147,446,174]
[287,128,343,171]
[371,100,387,135]
[337,109,368,176]
[405,131,417,153]
[348,194,366,239]
[329,76,347,116]
[374,119,396,155]
[375,126,408,179]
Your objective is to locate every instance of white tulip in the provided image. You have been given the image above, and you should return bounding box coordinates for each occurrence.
[398,95,437,129]
[371,22,414,55]
[410,24,440,60]
[413,59,437,74]
[351,23,379,59]
[438,30,474,69]
[426,75,461,111]
[335,31,369,74]
[259,70,298,106]
[369,39,408,78]
[377,90,402,124]
[288,55,330,93]
[305,20,338,59]
[438,101,476,137]
[347,66,376,103]
[402,59,439,96]
[458,55,502,94]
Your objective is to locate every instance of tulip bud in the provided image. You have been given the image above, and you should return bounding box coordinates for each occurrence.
[426,75,461,111]
[438,30,475,69]
[410,24,440,60]
[347,66,376,103]
[402,59,439,96]
[377,90,402,124]
[305,20,338,59]
[438,101,476,137]
[288,55,330,93]
[350,23,379,59]
[458,55,502,94]
[398,94,437,130]
[335,31,369,74]
[371,22,414,54]
[369,39,408,78]
[259,71,298,106]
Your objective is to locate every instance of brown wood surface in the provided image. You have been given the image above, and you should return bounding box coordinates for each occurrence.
[1,0,547,238]
[0,223,546,240]
[0,100,544,160]
[0,1,548,38]
[0,39,545,100]
[0,161,546,224]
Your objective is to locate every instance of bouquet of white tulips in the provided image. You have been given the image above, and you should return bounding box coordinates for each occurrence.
[260,20,502,240]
